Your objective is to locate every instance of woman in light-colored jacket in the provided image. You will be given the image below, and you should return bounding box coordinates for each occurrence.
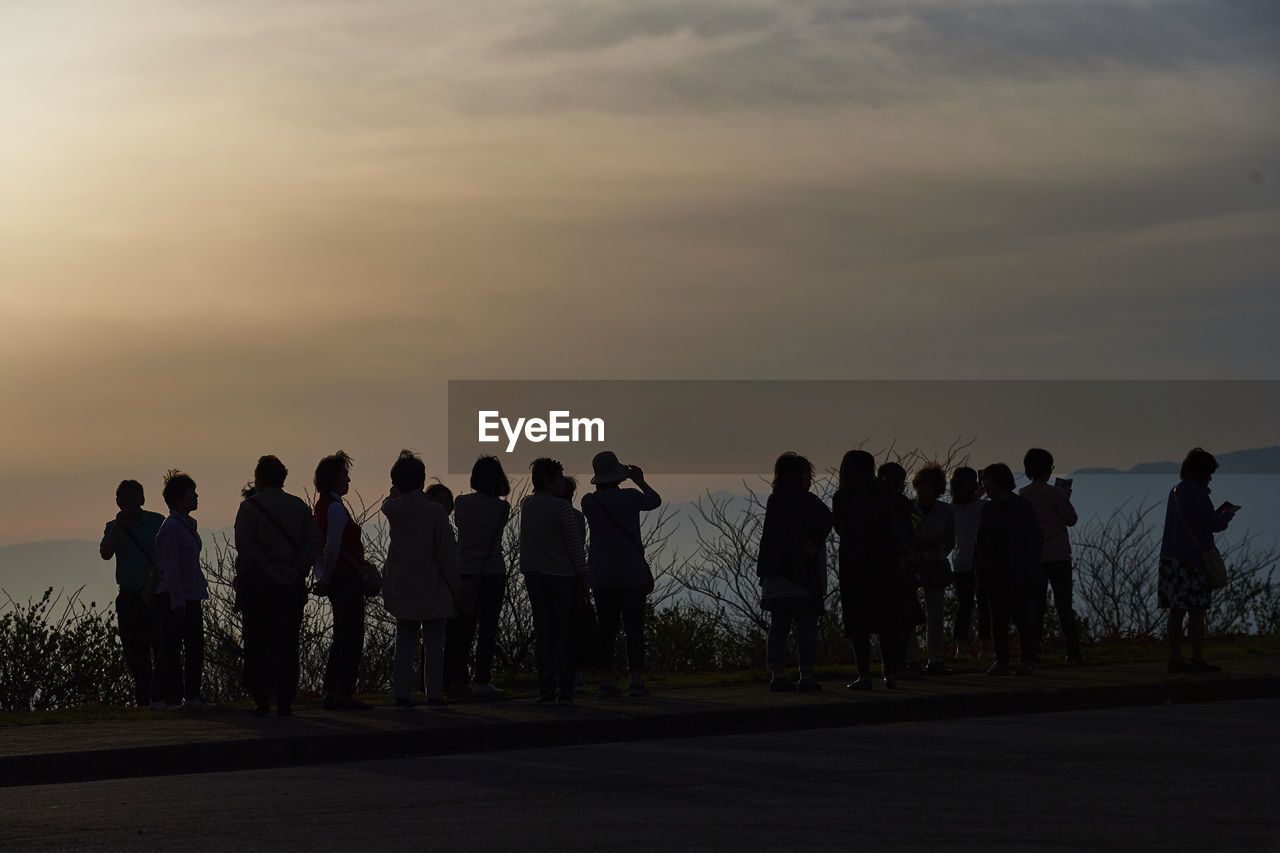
[382,451,460,708]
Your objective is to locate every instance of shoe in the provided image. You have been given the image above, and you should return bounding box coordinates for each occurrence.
[573,672,587,695]
[1015,663,1035,676]
[796,677,822,692]
[252,705,271,718]
[628,682,651,698]
[769,677,793,693]
[846,677,872,691]
[1167,658,1193,674]
[394,697,414,712]
[926,663,954,676]
[1188,659,1222,674]
[470,682,504,697]
[427,697,448,708]
[987,661,1012,675]
[599,682,623,698]
[882,676,898,689]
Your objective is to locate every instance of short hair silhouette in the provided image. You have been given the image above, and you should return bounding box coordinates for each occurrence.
[562,475,578,503]
[912,463,947,494]
[1023,448,1054,481]
[982,463,1016,494]
[949,466,979,504]
[1180,447,1219,483]
[390,450,426,493]
[161,470,196,510]
[314,450,353,493]
[877,462,907,490]
[772,452,813,493]
[529,457,564,492]
[254,455,288,490]
[425,482,453,512]
[838,449,876,490]
[470,456,510,497]
[116,480,145,501]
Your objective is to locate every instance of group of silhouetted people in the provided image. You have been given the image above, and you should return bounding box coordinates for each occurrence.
[100,449,661,712]
[99,443,1236,711]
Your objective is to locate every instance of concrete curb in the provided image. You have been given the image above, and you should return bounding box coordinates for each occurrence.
[3,674,1277,787]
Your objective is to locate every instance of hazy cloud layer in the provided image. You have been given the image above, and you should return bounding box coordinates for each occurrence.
[1,0,1277,541]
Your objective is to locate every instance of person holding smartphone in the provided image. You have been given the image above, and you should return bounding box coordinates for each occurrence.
[1019,448,1081,664]
[99,480,165,708]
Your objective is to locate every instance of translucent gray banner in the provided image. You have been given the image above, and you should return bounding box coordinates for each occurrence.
[447,380,1280,476]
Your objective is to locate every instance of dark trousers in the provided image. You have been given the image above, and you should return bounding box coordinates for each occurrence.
[765,597,820,673]
[524,572,578,697]
[850,629,904,678]
[987,582,1035,665]
[115,588,161,706]
[444,574,508,688]
[595,586,647,675]
[155,599,204,703]
[324,571,365,697]
[953,571,992,643]
[1034,560,1081,658]
[242,584,305,708]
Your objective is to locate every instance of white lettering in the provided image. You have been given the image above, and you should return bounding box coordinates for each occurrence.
[525,418,547,443]
[478,411,500,443]
[502,417,526,453]
[549,410,571,442]
[573,417,605,442]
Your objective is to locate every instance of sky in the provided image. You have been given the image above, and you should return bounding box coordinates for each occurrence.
[2,0,1278,544]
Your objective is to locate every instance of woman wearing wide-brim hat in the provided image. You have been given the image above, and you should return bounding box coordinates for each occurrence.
[580,451,661,697]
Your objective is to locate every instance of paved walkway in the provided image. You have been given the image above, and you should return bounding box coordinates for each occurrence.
[2,655,1277,787]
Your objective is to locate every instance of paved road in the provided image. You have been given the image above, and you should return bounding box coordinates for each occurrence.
[2,699,1276,851]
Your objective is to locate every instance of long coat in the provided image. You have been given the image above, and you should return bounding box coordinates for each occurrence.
[833,481,919,634]
[381,492,461,621]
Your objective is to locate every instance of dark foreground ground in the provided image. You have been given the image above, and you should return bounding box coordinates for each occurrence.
[1,698,1276,851]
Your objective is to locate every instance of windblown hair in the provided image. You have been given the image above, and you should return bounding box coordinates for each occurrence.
[1180,447,1219,484]
[911,463,947,495]
[530,457,564,492]
[314,450,353,493]
[772,451,814,493]
[161,469,196,510]
[390,450,426,493]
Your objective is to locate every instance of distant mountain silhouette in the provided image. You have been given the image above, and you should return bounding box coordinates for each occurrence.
[1073,446,1280,475]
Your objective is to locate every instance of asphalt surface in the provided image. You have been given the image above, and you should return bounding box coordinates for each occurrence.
[1,699,1276,851]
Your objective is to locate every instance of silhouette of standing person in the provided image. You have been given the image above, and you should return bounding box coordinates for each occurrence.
[234,455,322,717]
[447,457,511,698]
[519,457,588,704]
[311,450,371,711]
[581,451,661,698]
[879,462,924,676]
[99,480,165,708]
[758,452,833,692]
[383,451,460,709]
[1019,448,1081,664]
[909,464,956,675]
[833,450,907,690]
[1161,447,1238,674]
[974,463,1043,676]
[153,470,212,710]
[949,467,990,659]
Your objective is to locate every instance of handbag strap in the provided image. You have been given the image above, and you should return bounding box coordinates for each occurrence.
[119,523,159,571]
[592,495,647,561]
[246,496,302,561]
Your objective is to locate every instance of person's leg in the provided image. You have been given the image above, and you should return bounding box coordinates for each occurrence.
[1027,570,1049,664]
[976,575,993,653]
[524,573,555,696]
[794,601,819,679]
[240,591,269,708]
[1167,608,1185,661]
[766,601,794,678]
[953,572,974,649]
[155,606,183,704]
[851,631,872,678]
[551,577,578,699]
[987,583,1012,666]
[277,588,305,710]
[880,629,904,677]
[594,587,623,682]
[1045,560,1080,658]
[924,585,946,665]
[183,599,204,701]
[116,589,152,706]
[620,587,648,680]
[1188,608,1206,661]
[473,574,506,685]
[423,619,448,701]
[392,619,420,700]
[443,616,470,692]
